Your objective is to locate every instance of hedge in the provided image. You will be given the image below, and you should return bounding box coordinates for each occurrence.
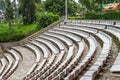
[0,23,37,42]
[85,11,120,20]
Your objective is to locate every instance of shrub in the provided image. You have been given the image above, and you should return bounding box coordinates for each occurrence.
[0,23,37,42]
[36,13,59,30]
[85,11,120,20]
[104,11,120,20]
[85,12,103,19]
[0,30,23,42]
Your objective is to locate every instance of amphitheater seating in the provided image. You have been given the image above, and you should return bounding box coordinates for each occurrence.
[114,21,120,27]
[1,20,120,80]
[44,46,75,80]
[2,49,20,79]
[25,44,41,62]
[35,38,59,55]
[106,27,120,42]
[7,49,20,61]
[44,31,73,47]
[23,32,69,79]
[64,35,97,80]
[53,41,85,80]
[0,55,13,78]
[110,51,120,72]
[49,29,81,42]
[39,35,65,50]
[0,57,7,76]
[31,41,49,58]
[43,30,85,79]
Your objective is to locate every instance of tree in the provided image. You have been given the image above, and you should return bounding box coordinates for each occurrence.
[13,0,17,19]
[79,0,98,12]
[19,0,36,24]
[68,0,79,16]
[35,0,41,3]
[44,0,79,16]
[0,0,6,10]
[5,0,14,30]
[35,0,45,13]
[44,0,65,16]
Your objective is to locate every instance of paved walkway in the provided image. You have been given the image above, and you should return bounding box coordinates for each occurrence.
[8,46,36,80]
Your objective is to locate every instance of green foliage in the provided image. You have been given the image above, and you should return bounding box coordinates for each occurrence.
[19,0,36,24]
[0,30,25,42]
[5,0,14,30]
[0,23,37,42]
[85,12,102,19]
[0,0,6,10]
[35,12,44,22]
[44,0,65,16]
[103,11,120,20]
[79,0,119,12]
[5,0,14,20]
[44,0,79,16]
[36,13,59,29]
[85,11,120,20]
[35,2,45,13]
[68,0,80,16]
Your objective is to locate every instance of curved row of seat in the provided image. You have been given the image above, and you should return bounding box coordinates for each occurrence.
[0,20,120,80]
[0,49,21,80]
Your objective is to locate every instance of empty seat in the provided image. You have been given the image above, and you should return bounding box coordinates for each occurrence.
[0,55,13,78]
[53,27,89,38]
[25,44,41,62]
[39,35,65,50]
[107,27,120,42]
[64,36,97,80]
[47,29,81,47]
[54,41,85,80]
[111,52,120,72]
[35,38,59,55]
[60,25,98,34]
[7,49,20,61]
[0,57,7,76]
[44,32,73,47]
[45,46,75,80]
[50,29,81,42]
[31,41,49,58]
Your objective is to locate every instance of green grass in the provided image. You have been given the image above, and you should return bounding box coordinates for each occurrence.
[0,23,37,32]
[0,23,40,42]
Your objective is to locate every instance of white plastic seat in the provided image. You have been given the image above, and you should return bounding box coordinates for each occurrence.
[8,49,20,61]
[36,59,47,71]
[51,28,81,42]
[31,41,49,58]
[46,46,74,80]
[35,38,59,55]
[39,35,65,50]
[0,55,13,78]
[54,27,89,38]
[25,44,41,62]
[60,25,97,34]
[0,58,7,75]
[111,52,120,72]
[44,32,73,46]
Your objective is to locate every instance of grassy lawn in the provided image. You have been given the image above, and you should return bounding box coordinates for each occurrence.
[0,23,40,42]
[0,23,37,32]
